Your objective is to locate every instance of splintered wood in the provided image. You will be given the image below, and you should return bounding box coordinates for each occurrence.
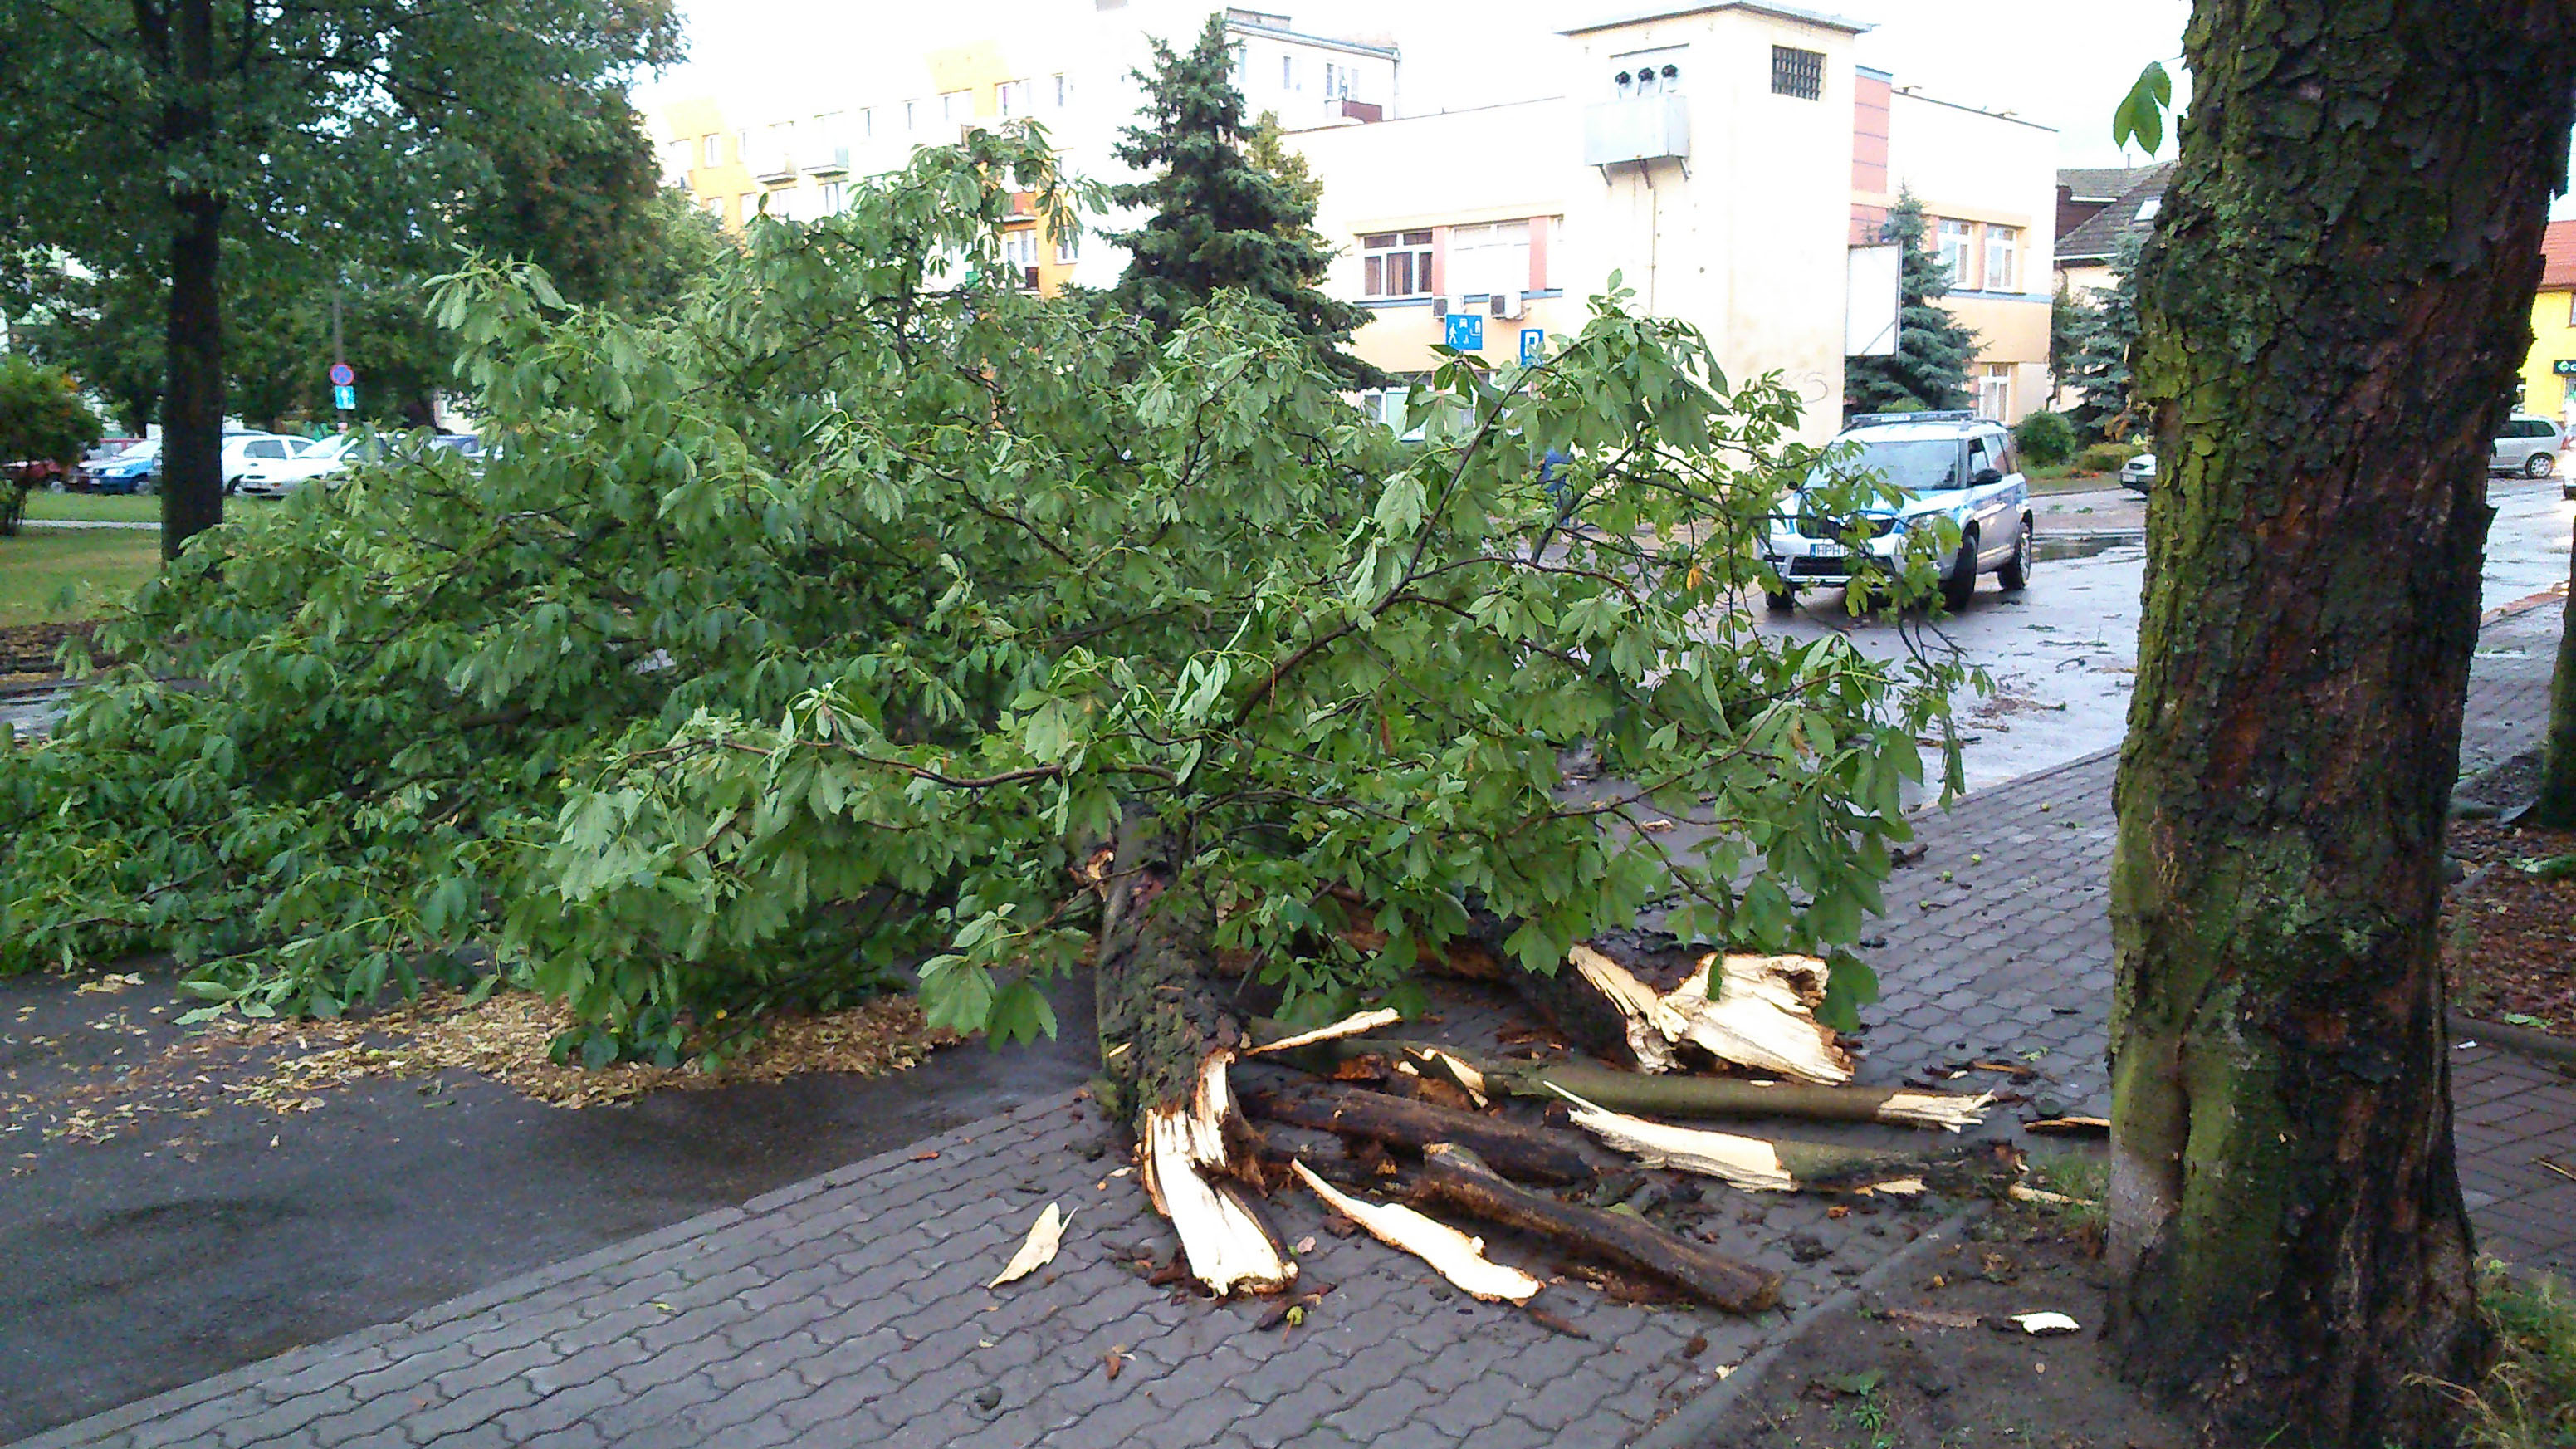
[1140,1055,1295,1296]
[1289,1161,1542,1303]
[1549,1088,1927,1194]
[1565,944,1855,1084]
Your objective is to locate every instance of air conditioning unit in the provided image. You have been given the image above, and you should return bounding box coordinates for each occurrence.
[1487,291,1525,321]
[1430,294,1449,318]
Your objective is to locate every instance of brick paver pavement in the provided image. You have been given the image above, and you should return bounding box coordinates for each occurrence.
[15,606,2574,1449]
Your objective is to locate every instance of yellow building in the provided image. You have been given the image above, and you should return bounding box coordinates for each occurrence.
[2515,220,2576,426]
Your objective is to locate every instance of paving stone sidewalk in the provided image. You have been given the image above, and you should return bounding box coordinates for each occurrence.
[17,606,2574,1449]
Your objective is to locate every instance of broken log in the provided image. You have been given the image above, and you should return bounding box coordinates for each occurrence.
[1413,1144,1780,1314]
[1094,828,1294,1296]
[1289,1161,1542,1303]
[1259,1036,1992,1132]
[1236,1069,1596,1186]
[1550,1088,1928,1194]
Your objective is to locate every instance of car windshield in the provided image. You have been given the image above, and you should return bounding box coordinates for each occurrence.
[307,435,362,461]
[1810,438,1960,497]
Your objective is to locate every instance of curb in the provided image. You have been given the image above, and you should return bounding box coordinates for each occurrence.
[2483,583,2566,626]
[1630,1201,1987,1449]
[2451,1011,2576,1067]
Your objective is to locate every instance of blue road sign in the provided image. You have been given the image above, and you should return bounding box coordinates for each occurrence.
[329,361,355,387]
[333,384,356,410]
[1444,312,1484,351]
[1518,328,1544,365]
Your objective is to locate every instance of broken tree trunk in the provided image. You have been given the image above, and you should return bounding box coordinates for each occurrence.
[1413,1143,1781,1314]
[1257,1035,1992,1132]
[1289,1160,1542,1303]
[1234,1068,1596,1186]
[1093,832,1294,1296]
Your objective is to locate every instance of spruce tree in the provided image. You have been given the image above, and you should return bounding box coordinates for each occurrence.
[2060,230,2145,441]
[1107,16,1385,389]
[1845,189,1978,415]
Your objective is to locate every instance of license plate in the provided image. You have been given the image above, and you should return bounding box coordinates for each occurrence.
[1807,541,1844,558]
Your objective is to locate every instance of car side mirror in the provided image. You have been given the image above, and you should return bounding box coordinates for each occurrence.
[1972,467,2004,487]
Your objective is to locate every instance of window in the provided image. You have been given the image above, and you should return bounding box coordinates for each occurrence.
[1229,42,1248,85]
[940,90,970,123]
[904,100,917,131]
[1983,225,2019,292]
[735,130,749,160]
[1978,366,2013,421]
[997,80,1029,117]
[1053,73,1070,108]
[1002,228,1041,286]
[701,134,719,167]
[1937,219,1974,285]
[2135,195,2163,222]
[1447,220,1532,298]
[738,192,756,221]
[859,108,873,139]
[1054,230,1080,265]
[1771,45,1824,100]
[704,197,724,218]
[1361,230,1434,298]
[818,181,845,214]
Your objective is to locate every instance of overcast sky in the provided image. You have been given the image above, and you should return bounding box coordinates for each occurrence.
[634,1,2576,210]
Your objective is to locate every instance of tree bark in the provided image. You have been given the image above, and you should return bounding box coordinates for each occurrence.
[2528,516,2576,826]
[159,0,225,556]
[2108,3,2574,1442]
[1092,827,1293,1296]
[1412,1144,1780,1314]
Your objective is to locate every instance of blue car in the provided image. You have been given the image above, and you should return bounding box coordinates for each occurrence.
[88,440,160,494]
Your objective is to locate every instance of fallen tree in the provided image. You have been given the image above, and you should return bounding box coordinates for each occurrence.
[0,131,1972,1290]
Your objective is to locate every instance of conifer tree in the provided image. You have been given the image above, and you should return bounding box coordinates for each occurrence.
[2061,230,2145,441]
[1845,190,1978,415]
[1107,16,1385,389]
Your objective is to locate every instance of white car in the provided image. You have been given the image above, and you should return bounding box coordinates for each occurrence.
[221,433,320,493]
[2120,453,2156,492]
[1763,411,2036,614]
[235,434,364,497]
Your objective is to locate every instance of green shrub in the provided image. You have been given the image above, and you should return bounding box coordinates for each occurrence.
[2073,441,2143,475]
[2455,1265,2576,1448]
[2012,410,2076,468]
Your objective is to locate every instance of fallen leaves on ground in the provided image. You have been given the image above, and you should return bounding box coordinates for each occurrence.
[2446,821,2576,1037]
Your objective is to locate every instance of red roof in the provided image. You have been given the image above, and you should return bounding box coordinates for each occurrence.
[2545,219,2576,290]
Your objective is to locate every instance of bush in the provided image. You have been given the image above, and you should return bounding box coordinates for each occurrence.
[2073,441,2144,475]
[2012,410,2076,468]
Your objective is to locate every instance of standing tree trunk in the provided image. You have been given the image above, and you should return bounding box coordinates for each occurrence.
[159,0,224,557]
[2528,517,2576,826]
[2108,3,2575,1444]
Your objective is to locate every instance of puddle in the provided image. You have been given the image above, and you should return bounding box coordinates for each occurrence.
[2034,532,2143,562]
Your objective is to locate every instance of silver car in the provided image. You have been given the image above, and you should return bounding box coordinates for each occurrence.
[2119,453,2155,492]
[1763,412,2036,614]
[2491,414,2561,480]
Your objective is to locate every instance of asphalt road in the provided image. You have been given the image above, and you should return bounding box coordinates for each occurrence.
[1758,477,2573,791]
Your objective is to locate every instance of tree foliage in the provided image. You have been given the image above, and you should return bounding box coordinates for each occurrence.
[0,0,684,550]
[0,133,1967,1070]
[1107,16,1384,389]
[0,353,105,467]
[1844,191,1979,417]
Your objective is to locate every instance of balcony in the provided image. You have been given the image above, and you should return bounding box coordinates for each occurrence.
[800,141,850,176]
[1582,94,1689,168]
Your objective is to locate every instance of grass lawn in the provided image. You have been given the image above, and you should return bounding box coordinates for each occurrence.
[2028,465,2124,496]
[0,526,164,626]
[22,492,164,524]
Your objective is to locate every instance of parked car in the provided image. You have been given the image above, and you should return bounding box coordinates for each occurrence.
[234,433,364,497]
[2493,414,2561,480]
[221,433,319,493]
[1762,410,2036,614]
[2119,453,2156,492]
[86,438,159,493]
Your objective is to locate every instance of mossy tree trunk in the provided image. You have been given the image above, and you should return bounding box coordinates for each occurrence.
[2108,2,2575,1444]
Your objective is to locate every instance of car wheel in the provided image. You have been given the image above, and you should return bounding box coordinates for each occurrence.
[1998,518,2033,592]
[1941,530,1979,612]
[2528,452,2557,479]
[1764,587,1797,614]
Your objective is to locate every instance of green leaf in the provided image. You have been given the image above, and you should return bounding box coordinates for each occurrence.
[2111,61,2172,156]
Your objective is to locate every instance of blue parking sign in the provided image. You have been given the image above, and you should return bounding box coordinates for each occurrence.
[1444,312,1484,351]
[333,384,356,410]
[1518,328,1544,365]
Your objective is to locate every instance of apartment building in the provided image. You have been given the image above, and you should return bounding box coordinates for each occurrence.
[2514,220,2576,427]
[648,2,2059,437]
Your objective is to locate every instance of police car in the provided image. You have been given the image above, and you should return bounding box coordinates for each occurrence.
[1762,411,2036,613]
